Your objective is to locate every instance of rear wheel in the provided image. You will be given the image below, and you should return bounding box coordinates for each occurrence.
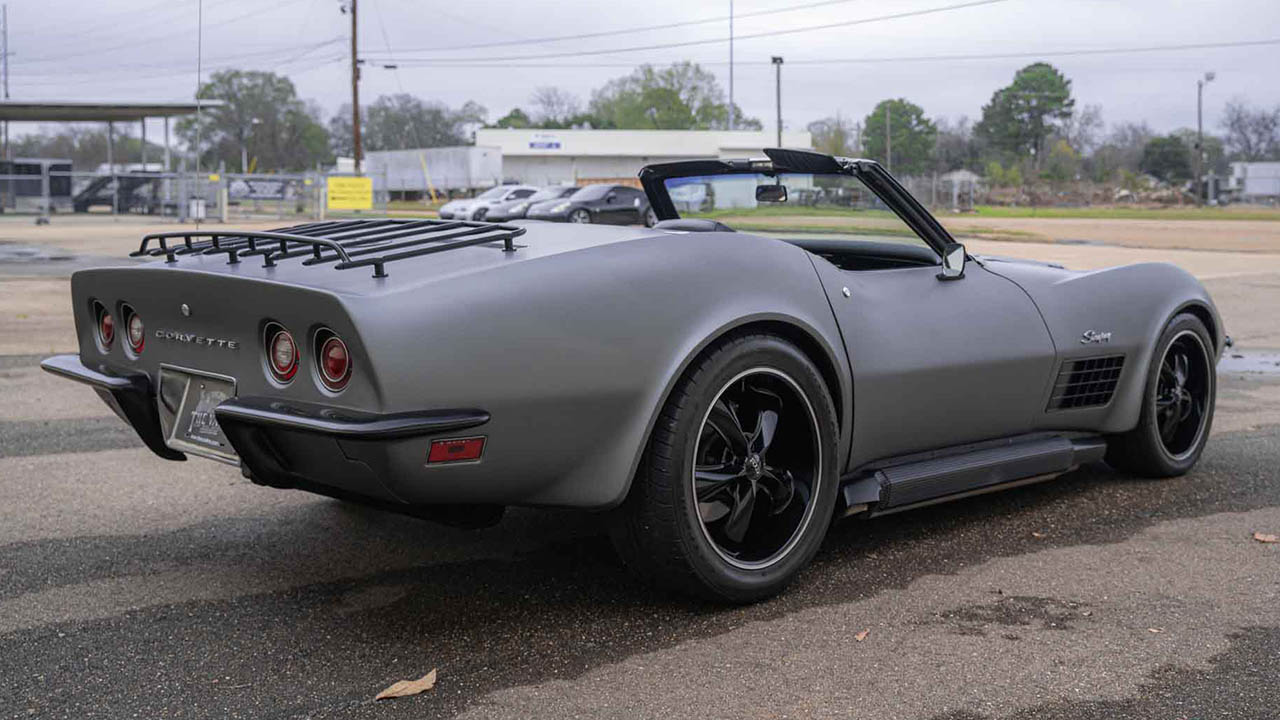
[569,209,591,223]
[643,207,658,227]
[1106,313,1215,477]
[611,333,839,603]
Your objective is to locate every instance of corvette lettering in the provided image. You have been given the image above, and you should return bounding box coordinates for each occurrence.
[154,329,240,350]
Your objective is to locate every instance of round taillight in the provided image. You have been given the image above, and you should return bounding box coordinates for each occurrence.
[318,334,351,391]
[96,305,115,348]
[267,327,298,382]
[125,307,145,354]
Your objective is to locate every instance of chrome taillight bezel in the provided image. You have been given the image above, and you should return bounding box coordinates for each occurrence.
[263,322,299,384]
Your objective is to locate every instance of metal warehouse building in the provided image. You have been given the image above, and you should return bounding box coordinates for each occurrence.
[1228,161,1280,199]
[473,128,814,187]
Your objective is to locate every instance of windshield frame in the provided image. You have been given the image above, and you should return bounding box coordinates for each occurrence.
[639,149,955,257]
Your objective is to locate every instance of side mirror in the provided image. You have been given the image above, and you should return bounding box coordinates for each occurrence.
[605,193,616,204]
[938,242,966,281]
[756,184,788,203]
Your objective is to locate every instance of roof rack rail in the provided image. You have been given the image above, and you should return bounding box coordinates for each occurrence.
[133,219,526,278]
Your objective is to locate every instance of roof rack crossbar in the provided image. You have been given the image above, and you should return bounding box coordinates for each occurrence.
[135,230,353,266]
[300,225,506,267]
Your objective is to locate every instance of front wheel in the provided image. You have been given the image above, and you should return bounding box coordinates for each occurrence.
[611,333,839,603]
[643,207,658,227]
[1106,312,1216,477]
[569,209,591,223]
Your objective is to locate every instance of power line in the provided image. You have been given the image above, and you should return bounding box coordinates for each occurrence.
[370,0,1010,64]
[365,0,870,55]
[14,37,344,78]
[15,0,312,65]
[384,37,1280,69]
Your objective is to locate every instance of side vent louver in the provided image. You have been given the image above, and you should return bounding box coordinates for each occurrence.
[1048,355,1125,411]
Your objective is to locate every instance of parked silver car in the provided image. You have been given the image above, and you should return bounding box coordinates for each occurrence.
[483,185,578,222]
[437,184,538,221]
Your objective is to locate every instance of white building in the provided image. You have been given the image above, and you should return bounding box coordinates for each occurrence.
[473,128,813,186]
[1227,161,1280,198]
[365,146,503,195]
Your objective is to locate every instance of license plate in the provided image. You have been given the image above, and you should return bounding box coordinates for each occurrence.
[157,365,239,464]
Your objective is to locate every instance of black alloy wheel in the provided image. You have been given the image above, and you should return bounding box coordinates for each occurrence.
[693,369,820,568]
[1106,312,1215,477]
[1154,329,1211,459]
[611,333,839,603]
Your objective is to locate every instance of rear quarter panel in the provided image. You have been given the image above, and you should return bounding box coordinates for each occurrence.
[349,230,851,508]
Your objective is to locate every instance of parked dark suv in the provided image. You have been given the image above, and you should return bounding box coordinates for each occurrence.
[526,183,657,226]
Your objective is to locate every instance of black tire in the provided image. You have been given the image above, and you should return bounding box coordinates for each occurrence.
[611,333,840,603]
[1106,312,1215,477]
[569,208,591,223]
[643,207,658,227]
[473,207,489,221]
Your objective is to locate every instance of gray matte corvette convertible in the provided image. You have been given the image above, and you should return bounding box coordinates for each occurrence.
[42,148,1225,603]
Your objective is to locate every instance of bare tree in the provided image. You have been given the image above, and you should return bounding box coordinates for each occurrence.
[1064,104,1104,155]
[1220,100,1280,161]
[807,113,859,156]
[530,86,582,126]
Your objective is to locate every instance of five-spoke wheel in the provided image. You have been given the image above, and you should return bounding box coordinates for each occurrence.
[1107,313,1216,477]
[693,370,820,569]
[612,333,838,603]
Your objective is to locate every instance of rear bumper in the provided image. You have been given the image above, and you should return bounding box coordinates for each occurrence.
[41,354,185,461]
[42,353,494,506]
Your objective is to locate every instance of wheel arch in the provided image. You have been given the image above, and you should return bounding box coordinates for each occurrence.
[617,313,852,507]
[1176,300,1221,353]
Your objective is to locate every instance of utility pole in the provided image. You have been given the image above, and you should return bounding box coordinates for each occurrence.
[885,105,892,173]
[771,56,783,147]
[2,4,9,162]
[1195,71,1215,205]
[349,0,362,175]
[728,0,734,131]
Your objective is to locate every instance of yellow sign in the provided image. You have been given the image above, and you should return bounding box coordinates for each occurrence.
[207,173,220,182]
[327,176,373,210]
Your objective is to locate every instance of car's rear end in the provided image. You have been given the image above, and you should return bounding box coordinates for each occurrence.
[42,221,523,515]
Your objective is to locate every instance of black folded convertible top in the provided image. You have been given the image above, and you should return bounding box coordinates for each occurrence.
[131,219,526,278]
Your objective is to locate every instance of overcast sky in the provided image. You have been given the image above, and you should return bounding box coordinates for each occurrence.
[7,0,1280,140]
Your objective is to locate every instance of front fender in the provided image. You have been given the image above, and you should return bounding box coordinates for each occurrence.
[993,260,1223,434]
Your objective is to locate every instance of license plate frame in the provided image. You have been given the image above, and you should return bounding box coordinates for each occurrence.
[157,364,239,464]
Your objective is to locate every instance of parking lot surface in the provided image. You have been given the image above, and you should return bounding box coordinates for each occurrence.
[1,216,1277,719]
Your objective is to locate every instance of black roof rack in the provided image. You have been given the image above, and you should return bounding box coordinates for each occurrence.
[132,219,526,278]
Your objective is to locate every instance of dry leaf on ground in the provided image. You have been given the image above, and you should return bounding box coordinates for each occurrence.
[1254,532,1278,544]
[1147,627,1164,634]
[375,669,437,700]
[1031,532,1047,539]
[854,628,870,642]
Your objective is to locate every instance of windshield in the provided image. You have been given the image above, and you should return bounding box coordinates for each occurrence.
[663,172,927,247]
[529,186,575,202]
[570,184,612,201]
[476,185,510,200]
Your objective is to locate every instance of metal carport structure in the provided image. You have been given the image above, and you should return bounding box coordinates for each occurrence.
[0,100,215,218]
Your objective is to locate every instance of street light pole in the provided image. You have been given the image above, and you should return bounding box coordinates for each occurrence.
[771,56,783,147]
[728,0,734,131]
[1195,71,1215,205]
